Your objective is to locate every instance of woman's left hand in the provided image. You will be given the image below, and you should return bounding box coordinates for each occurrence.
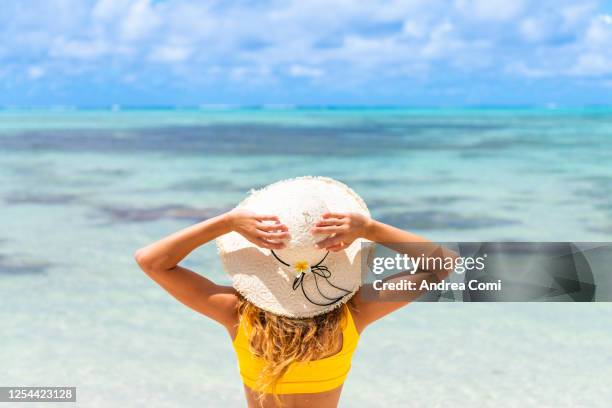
[310,212,372,252]
[228,209,290,250]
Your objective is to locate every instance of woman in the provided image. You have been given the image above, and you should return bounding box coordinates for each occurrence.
[135,177,455,408]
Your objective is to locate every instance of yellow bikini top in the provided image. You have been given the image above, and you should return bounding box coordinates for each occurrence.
[232,305,360,394]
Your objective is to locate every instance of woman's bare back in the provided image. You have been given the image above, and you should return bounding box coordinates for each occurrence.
[243,384,343,408]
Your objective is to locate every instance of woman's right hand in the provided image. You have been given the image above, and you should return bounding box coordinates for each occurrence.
[227,209,290,250]
[310,212,373,252]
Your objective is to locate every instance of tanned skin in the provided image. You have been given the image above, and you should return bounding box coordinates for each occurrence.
[135,209,457,408]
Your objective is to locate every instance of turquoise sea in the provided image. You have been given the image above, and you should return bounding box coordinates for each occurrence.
[1,108,611,407]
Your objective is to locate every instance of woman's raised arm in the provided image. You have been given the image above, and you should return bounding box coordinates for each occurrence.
[134,210,289,329]
[312,213,458,332]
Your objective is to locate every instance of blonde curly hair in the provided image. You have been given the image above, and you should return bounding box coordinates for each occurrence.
[236,296,345,404]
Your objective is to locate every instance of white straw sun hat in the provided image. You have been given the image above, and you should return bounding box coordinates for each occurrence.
[217,176,372,318]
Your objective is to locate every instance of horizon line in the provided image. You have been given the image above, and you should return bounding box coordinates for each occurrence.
[2,104,612,111]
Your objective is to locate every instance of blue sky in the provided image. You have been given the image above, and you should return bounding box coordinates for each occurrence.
[1,0,612,107]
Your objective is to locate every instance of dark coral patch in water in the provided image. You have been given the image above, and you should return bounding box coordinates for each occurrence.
[378,210,520,230]
[0,255,51,276]
[4,192,80,205]
[98,204,228,223]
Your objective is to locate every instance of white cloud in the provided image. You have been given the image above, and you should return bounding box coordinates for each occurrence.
[560,3,597,26]
[229,66,272,82]
[27,65,45,79]
[584,14,612,46]
[149,44,192,63]
[421,21,456,58]
[92,0,131,20]
[120,0,160,41]
[506,62,551,78]
[567,14,612,75]
[50,37,109,59]
[571,53,612,76]
[454,0,525,21]
[3,0,612,89]
[519,18,544,42]
[288,65,324,78]
[402,20,427,38]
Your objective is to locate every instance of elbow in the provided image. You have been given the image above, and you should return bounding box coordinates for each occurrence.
[134,248,153,272]
[134,248,173,275]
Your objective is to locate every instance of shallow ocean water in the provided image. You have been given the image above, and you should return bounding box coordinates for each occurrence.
[0,108,611,407]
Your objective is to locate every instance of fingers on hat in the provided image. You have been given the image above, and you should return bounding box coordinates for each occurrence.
[316,235,343,249]
[256,215,281,222]
[258,230,290,240]
[258,222,288,232]
[321,212,347,220]
[314,218,344,227]
[311,225,345,234]
[254,237,285,249]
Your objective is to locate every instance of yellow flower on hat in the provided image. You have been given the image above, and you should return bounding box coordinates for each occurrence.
[294,261,310,275]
